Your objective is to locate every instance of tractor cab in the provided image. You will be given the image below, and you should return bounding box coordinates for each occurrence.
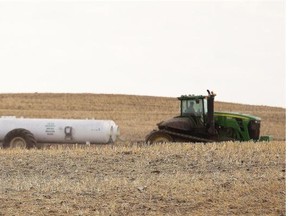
[179,95,207,116]
[178,95,208,127]
[178,90,216,132]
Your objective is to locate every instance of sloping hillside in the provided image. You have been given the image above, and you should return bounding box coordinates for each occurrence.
[0,93,285,141]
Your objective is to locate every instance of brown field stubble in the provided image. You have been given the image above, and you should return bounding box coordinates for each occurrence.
[0,93,285,215]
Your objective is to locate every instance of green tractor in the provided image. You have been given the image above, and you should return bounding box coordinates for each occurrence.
[145,90,272,143]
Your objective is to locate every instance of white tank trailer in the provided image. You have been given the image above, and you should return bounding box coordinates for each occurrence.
[0,116,119,148]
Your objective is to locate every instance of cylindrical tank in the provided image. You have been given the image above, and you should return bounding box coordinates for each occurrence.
[0,116,119,144]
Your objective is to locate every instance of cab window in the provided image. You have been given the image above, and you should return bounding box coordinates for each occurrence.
[203,98,208,115]
[182,99,204,116]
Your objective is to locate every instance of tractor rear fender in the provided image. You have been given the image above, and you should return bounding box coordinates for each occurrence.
[157,117,195,131]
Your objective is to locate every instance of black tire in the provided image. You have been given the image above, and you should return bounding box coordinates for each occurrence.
[145,130,174,144]
[3,128,37,149]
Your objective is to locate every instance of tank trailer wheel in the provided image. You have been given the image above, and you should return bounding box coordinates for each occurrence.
[145,130,174,144]
[3,129,37,149]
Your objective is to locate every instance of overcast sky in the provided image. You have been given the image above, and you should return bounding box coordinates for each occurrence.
[0,1,285,107]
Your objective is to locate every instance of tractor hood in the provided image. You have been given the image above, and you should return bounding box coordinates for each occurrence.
[214,112,261,121]
[157,117,194,131]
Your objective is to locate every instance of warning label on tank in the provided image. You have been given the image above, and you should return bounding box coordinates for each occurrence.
[45,122,55,135]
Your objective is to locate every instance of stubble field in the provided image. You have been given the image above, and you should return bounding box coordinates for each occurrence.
[0,93,285,215]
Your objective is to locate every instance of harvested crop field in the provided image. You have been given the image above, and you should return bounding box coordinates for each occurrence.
[0,93,286,215]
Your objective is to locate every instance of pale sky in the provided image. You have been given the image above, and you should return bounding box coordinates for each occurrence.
[0,1,285,107]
